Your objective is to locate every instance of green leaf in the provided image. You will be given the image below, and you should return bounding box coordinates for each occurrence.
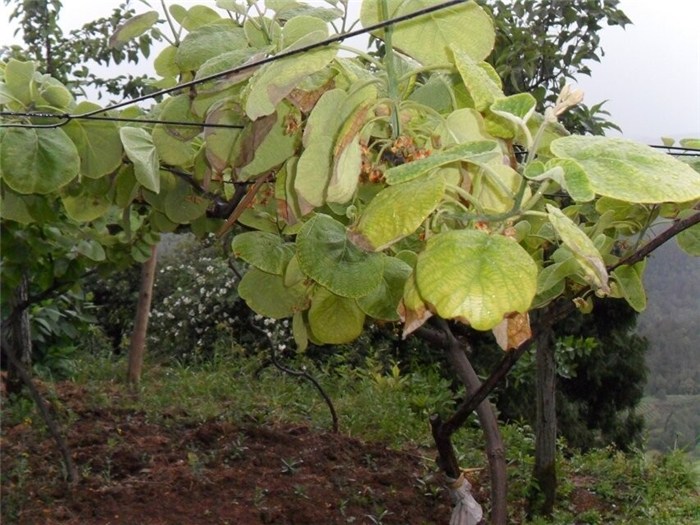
[195,48,261,93]
[154,45,179,78]
[451,46,504,111]
[546,205,609,294]
[61,184,111,222]
[612,262,647,312]
[1,128,79,194]
[308,286,365,344]
[350,174,445,251]
[357,256,412,321]
[0,188,35,224]
[415,229,538,330]
[438,108,489,145]
[162,171,209,223]
[281,15,329,48]
[75,239,106,262]
[109,11,159,47]
[38,77,74,109]
[297,214,384,298]
[203,103,244,172]
[120,127,160,193]
[232,231,294,275]
[175,22,248,71]
[384,140,500,184]
[536,256,580,295]
[273,2,343,22]
[292,311,308,352]
[172,5,221,31]
[4,59,35,106]
[490,93,536,126]
[679,138,700,150]
[152,95,201,166]
[544,158,595,202]
[64,102,123,179]
[244,46,337,120]
[550,136,700,203]
[238,267,308,319]
[360,0,494,65]
[676,222,700,256]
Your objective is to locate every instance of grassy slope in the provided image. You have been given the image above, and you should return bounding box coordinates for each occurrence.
[4,352,700,524]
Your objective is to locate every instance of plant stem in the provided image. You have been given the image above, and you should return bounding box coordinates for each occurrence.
[379,0,401,138]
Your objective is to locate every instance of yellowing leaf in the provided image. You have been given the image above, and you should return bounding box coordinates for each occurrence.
[550,136,700,203]
[451,46,504,111]
[360,0,495,65]
[308,287,365,344]
[238,267,308,319]
[398,271,433,338]
[416,230,538,330]
[546,205,609,294]
[350,174,445,251]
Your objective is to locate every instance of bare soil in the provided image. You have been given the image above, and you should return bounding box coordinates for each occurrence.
[2,381,462,524]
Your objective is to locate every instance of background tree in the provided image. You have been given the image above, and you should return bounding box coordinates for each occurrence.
[1,0,161,100]
[480,0,630,135]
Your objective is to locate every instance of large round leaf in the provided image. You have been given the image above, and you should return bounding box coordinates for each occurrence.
[357,256,412,321]
[308,287,365,344]
[175,21,247,71]
[416,230,538,330]
[550,136,700,203]
[238,267,308,319]
[350,174,446,251]
[1,128,79,194]
[360,0,494,65]
[297,214,384,298]
[64,102,123,179]
[232,231,294,275]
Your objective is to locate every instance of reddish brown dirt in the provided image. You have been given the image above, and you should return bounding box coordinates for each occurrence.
[1,382,458,524]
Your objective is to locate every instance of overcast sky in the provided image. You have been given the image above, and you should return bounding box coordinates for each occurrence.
[1,0,698,144]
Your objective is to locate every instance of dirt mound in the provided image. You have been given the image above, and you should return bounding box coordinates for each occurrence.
[2,382,457,524]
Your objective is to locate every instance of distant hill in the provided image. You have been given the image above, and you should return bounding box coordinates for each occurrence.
[638,239,700,397]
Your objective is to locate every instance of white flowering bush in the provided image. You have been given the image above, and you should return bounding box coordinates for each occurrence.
[147,237,243,361]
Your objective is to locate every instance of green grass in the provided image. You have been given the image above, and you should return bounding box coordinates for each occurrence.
[9,350,700,524]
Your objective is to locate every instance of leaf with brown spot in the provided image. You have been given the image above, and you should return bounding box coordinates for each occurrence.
[492,312,531,351]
